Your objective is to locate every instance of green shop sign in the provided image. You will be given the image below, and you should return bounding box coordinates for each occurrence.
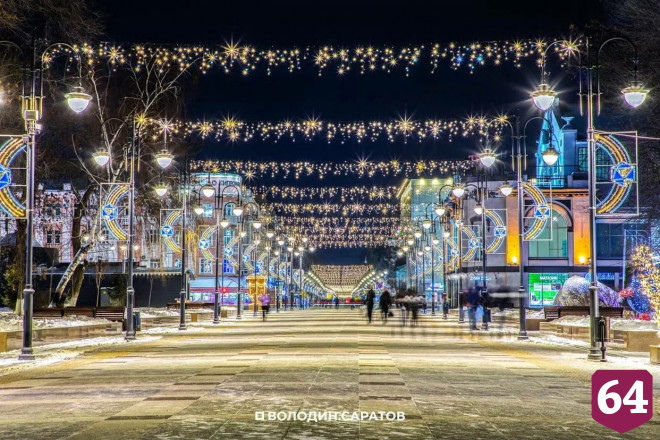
[528,273,569,307]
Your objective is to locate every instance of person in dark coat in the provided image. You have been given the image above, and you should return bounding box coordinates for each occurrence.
[365,289,376,323]
[379,290,392,322]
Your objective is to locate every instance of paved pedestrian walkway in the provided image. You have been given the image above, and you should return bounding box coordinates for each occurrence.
[0,309,658,439]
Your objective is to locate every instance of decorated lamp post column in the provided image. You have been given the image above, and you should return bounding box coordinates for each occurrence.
[531,37,649,359]
[2,39,92,360]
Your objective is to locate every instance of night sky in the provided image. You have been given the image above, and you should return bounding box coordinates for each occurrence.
[97,0,604,264]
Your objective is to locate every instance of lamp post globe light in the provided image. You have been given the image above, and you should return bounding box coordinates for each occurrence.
[64,87,93,113]
[530,82,558,111]
[155,149,174,169]
[154,183,169,197]
[93,149,111,167]
[451,184,466,198]
[478,148,497,168]
[498,182,513,197]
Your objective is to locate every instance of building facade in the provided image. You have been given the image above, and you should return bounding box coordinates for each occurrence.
[399,107,652,308]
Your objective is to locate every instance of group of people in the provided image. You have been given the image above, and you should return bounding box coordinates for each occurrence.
[363,288,456,326]
[365,288,393,323]
[463,286,489,330]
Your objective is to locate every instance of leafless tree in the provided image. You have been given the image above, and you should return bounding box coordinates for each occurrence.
[51,46,197,306]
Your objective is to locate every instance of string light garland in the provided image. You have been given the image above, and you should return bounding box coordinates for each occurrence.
[179,116,499,143]
[310,265,374,291]
[46,39,579,77]
[250,185,399,201]
[279,216,400,227]
[193,159,470,179]
[280,225,395,236]
[268,202,399,215]
[311,241,387,249]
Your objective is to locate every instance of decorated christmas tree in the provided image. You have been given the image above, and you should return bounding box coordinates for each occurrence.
[630,245,659,324]
[620,276,652,318]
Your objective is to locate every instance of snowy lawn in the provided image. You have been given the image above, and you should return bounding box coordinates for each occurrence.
[0,312,110,332]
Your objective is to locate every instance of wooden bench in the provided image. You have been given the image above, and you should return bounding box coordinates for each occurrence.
[544,306,624,320]
[94,307,126,322]
[63,307,95,318]
[34,307,125,321]
[34,308,65,318]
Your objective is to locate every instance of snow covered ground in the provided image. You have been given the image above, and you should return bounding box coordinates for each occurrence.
[0,334,161,376]
[552,315,659,331]
[490,308,545,318]
[0,312,110,332]
[136,307,214,318]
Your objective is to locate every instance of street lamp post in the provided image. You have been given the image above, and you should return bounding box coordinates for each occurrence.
[96,117,170,339]
[422,206,439,315]
[178,162,190,331]
[277,237,285,312]
[211,183,240,324]
[531,37,648,360]
[434,203,452,319]
[287,236,295,310]
[240,203,261,317]
[266,230,274,312]
[4,39,91,360]
[234,204,245,319]
[494,114,567,338]
[253,236,260,316]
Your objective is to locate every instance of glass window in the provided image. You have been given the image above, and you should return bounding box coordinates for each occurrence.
[54,230,61,244]
[224,228,234,246]
[202,203,213,218]
[174,259,182,269]
[579,147,609,180]
[223,259,234,274]
[577,147,587,172]
[46,230,52,244]
[148,229,159,244]
[595,149,609,181]
[528,209,568,258]
[596,223,641,259]
[200,258,212,274]
[54,203,61,217]
[224,202,235,217]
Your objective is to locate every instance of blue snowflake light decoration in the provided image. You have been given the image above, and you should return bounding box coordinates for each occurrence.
[611,162,635,187]
[160,225,174,238]
[0,164,12,190]
[102,203,118,221]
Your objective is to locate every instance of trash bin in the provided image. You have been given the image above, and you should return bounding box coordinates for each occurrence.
[134,311,142,331]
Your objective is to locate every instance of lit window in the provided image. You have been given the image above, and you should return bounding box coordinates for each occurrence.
[200,258,212,274]
[528,209,568,259]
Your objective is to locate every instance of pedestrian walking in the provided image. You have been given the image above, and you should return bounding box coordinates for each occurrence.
[379,289,392,322]
[259,293,271,321]
[409,296,420,326]
[365,288,376,323]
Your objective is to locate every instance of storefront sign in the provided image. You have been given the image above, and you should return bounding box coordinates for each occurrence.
[528,273,569,307]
